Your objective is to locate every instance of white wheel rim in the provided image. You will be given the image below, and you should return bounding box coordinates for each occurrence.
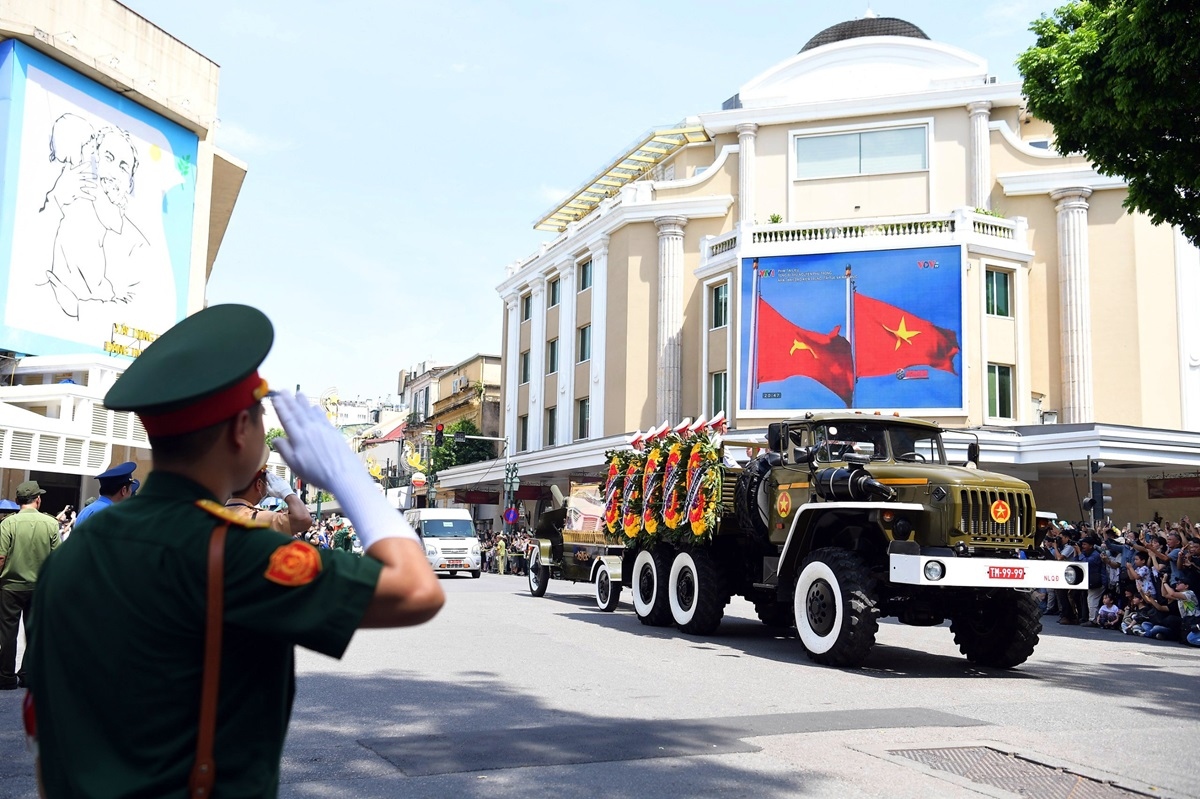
[668,551,699,625]
[596,565,611,607]
[794,559,843,654]
[528,552,539,590]
[632,549,659,616]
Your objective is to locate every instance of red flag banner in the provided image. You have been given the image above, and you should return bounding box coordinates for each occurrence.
[756,297,854,405]
[853,294,960,378]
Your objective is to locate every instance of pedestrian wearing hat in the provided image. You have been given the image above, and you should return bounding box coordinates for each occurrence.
[25,304,443,797]
[72,461,138,530]
[224,466,312,535]
[0,481,60,690]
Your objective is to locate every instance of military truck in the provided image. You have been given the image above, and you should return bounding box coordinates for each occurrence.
[527,482,627,611]
[611,412,1086,669]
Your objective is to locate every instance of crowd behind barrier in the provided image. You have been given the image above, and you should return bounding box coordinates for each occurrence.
[1038,515,1200,647]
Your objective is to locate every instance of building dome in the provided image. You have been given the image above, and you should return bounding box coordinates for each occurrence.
[800,16,930,53]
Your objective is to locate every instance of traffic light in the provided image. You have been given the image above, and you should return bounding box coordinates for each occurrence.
[1080,457,1112,521]
[434,423,445,447]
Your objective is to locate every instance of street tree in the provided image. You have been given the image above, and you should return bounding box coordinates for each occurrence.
[1017,0,1200,244]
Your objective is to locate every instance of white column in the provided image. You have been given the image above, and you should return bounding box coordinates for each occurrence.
[503,295,520,451]
[967,102,993,210]
[589,235,609,439]
[656,217,687,424]
[1052,187,1094,423]
[736,123,758,225]
[556,265,576,445]
[527,276,547,449]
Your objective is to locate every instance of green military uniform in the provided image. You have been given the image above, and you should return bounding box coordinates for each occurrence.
[0,484,60,688]
[26,304,386,798]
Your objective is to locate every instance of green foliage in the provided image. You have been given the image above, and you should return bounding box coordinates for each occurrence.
[1017,0,1200,244]
[974,207,1007,218]
[265,427,285,450]
[767,213,783,224]
[430,419,496,474]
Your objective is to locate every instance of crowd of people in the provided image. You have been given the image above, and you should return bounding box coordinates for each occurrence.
[297,514,363,555]
[479,528,536,575]
[1037,514,1200,647]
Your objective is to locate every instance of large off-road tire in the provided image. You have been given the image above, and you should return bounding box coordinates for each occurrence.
[950,590,1042,669]
[668,549,727,635]
[755,600,795,629]
[735,453,781,546]
[793,548,878,667]
[595,562,621,612]
[527,550,549,597]
[631,547,673,626]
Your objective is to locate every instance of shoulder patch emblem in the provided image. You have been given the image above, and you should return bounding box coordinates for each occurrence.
[264,541,322,587]
[194,499,271,529]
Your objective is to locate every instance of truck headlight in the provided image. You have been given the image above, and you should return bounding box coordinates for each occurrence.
[1064,565,1083,586]
[923,560,946,581]
[425,546,436,557]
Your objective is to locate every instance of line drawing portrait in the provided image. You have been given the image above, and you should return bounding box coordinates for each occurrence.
[38,113,150,319]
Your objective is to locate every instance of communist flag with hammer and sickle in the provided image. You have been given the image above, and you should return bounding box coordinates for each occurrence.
[755,297,854,406]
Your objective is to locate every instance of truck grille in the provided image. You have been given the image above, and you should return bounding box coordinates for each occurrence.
[958,489,1034,545]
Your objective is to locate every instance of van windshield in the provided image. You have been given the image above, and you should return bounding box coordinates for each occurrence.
[420,519,476,538]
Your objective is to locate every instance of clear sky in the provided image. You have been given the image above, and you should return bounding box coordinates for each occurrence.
[122,0,1057,404]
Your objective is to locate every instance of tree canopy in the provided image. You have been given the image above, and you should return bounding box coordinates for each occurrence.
[1017,0,1200,244]
[430,419,497,474]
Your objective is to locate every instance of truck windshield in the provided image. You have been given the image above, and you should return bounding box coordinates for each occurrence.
[815,423,945,464]
[420,520,476,538]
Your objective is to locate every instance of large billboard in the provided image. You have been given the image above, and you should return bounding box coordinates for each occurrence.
[0,41,198,357]
[739,245,964,414]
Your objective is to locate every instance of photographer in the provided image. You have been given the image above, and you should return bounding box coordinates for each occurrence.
[1076,536,1105,625]
[1046,527,1079,624]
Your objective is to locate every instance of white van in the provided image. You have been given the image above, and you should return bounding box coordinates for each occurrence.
[403,508,482,578]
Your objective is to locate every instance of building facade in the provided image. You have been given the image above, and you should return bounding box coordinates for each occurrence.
[0,1,253,510]
[442,16,1200,524]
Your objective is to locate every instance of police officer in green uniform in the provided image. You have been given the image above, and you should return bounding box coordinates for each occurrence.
[26,304,444,798]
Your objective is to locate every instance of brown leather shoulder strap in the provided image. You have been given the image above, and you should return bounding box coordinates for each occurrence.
[189,522,228,798]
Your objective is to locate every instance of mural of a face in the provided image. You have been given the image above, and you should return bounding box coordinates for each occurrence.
[93,128,137,208]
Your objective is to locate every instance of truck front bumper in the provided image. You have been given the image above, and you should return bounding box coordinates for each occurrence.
[890,553,1087,590]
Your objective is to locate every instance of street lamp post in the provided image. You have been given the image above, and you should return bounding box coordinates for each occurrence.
[503,462,520,537]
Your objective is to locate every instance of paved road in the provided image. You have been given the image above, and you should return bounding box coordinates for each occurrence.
[3,571,1197,798]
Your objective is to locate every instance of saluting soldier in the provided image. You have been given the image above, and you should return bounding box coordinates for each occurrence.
[26,304,444,798]
[224,465,313,535]
[72,460,138,528]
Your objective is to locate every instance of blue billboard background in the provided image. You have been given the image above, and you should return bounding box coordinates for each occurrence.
[739,245,964,412]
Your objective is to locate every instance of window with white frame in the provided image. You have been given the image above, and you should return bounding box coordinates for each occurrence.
[795,125,927,180]
[576,397,590,440]
[578,259,593,291]
[519,415,529,452]
[519,351,530,385]
[548,277,561,307]
[711,283,729,329]
[987,363,1014,419]
[577,325,591,362]
[520,294,532,321]
[710,371,728,419]
[986,269,1011,317]
[546,338,558,375]
[545,407,557,447]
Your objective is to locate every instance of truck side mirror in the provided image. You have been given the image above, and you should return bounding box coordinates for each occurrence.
[767,423,784,453]
[966,442,980,467]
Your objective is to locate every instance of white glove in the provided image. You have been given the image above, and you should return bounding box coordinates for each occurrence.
[271,391,418,548]
[264,471,295,500]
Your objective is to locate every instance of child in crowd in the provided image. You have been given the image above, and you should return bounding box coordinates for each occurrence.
[1096,592,1122,630]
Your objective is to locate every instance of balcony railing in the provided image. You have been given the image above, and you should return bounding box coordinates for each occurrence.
[701,208,1026,267]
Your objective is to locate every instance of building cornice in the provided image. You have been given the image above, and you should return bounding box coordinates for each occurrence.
[997,167,1126,197]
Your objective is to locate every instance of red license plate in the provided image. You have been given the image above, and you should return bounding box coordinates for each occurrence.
[987,566,1025,580]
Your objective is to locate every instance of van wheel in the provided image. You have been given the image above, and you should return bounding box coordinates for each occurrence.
[448,571,457,577]
[527,551,549,597]
[595,562,621,612]
[471,569,481,579]
[632,547,673,626]
[793,548,878,667]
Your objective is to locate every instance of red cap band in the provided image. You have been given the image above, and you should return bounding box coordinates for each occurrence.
[139,371,270,437]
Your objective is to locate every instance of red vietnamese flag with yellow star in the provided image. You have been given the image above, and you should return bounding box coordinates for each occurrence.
[756,297,854,405]
[853,293,960,377]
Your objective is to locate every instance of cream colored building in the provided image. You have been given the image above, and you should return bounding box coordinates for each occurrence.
[0,1,255,511]
[440,16,1200,524]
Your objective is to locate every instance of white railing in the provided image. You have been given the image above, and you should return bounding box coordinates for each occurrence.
[700,209,1026,269]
